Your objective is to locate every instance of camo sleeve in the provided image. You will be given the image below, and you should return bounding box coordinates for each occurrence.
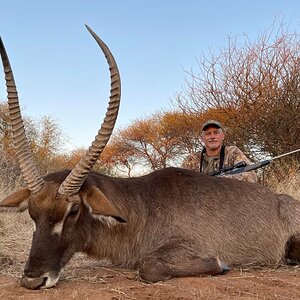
[181,152,201,171]
[224,146,257,183]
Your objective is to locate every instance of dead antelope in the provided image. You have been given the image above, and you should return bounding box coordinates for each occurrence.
[1,26,300,290]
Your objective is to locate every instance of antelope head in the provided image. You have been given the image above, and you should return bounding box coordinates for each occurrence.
[0,26,125,289]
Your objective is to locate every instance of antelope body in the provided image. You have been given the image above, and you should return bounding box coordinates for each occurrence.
[1,27,300,290]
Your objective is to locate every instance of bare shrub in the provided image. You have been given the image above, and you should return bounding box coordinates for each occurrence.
[174,19,300,164]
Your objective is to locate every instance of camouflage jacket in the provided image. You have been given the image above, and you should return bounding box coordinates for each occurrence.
[181,145,257,183]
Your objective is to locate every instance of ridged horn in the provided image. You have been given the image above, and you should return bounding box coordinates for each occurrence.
[58,25,121,195]
[0,37,44,193]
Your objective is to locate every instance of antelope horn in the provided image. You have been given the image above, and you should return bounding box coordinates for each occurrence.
[0,37,44,193]
[58,25,121,195]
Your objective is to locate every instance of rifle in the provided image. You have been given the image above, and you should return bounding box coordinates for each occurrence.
[209,148,300,177]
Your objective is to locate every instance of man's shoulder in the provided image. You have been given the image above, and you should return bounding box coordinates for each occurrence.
[224,145,253,164]
[224,145,241,155]
[181,151,201,171]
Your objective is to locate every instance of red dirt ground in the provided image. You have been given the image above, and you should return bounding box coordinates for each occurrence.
[1,265,300,300]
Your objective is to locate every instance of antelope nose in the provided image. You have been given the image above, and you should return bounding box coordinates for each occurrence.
[21,275,47,290]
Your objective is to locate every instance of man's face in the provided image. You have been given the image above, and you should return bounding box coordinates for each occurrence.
[201,126,224,151]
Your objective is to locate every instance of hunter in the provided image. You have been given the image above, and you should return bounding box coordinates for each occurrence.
[182,120,257,183]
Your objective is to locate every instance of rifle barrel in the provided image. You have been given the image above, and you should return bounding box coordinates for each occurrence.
[271,148,300,161]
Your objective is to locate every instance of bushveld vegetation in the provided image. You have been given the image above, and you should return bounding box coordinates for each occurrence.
[0,22,299,183]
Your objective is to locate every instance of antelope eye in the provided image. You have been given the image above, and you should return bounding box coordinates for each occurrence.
[68,205,80,217]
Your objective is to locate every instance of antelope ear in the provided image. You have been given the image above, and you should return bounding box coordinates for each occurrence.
[0,188,30,212]
[80,186,126,223]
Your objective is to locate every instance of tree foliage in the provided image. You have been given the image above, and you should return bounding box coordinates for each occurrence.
[101,111,202,175]
[0,102,66,175]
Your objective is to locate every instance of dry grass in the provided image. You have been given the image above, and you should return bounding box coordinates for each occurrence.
[263,160,300,200]
[273,172,300,200]
[0,210,32,278]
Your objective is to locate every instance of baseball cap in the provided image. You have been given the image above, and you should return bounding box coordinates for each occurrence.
[201,120,223,131]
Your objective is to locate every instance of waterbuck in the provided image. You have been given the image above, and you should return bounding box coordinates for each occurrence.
[1,26,300,290]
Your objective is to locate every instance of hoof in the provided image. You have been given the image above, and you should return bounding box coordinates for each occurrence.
[286,258,300,265]
[219,261,230,275]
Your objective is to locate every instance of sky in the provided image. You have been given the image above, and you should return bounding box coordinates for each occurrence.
[1,1,300,152]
